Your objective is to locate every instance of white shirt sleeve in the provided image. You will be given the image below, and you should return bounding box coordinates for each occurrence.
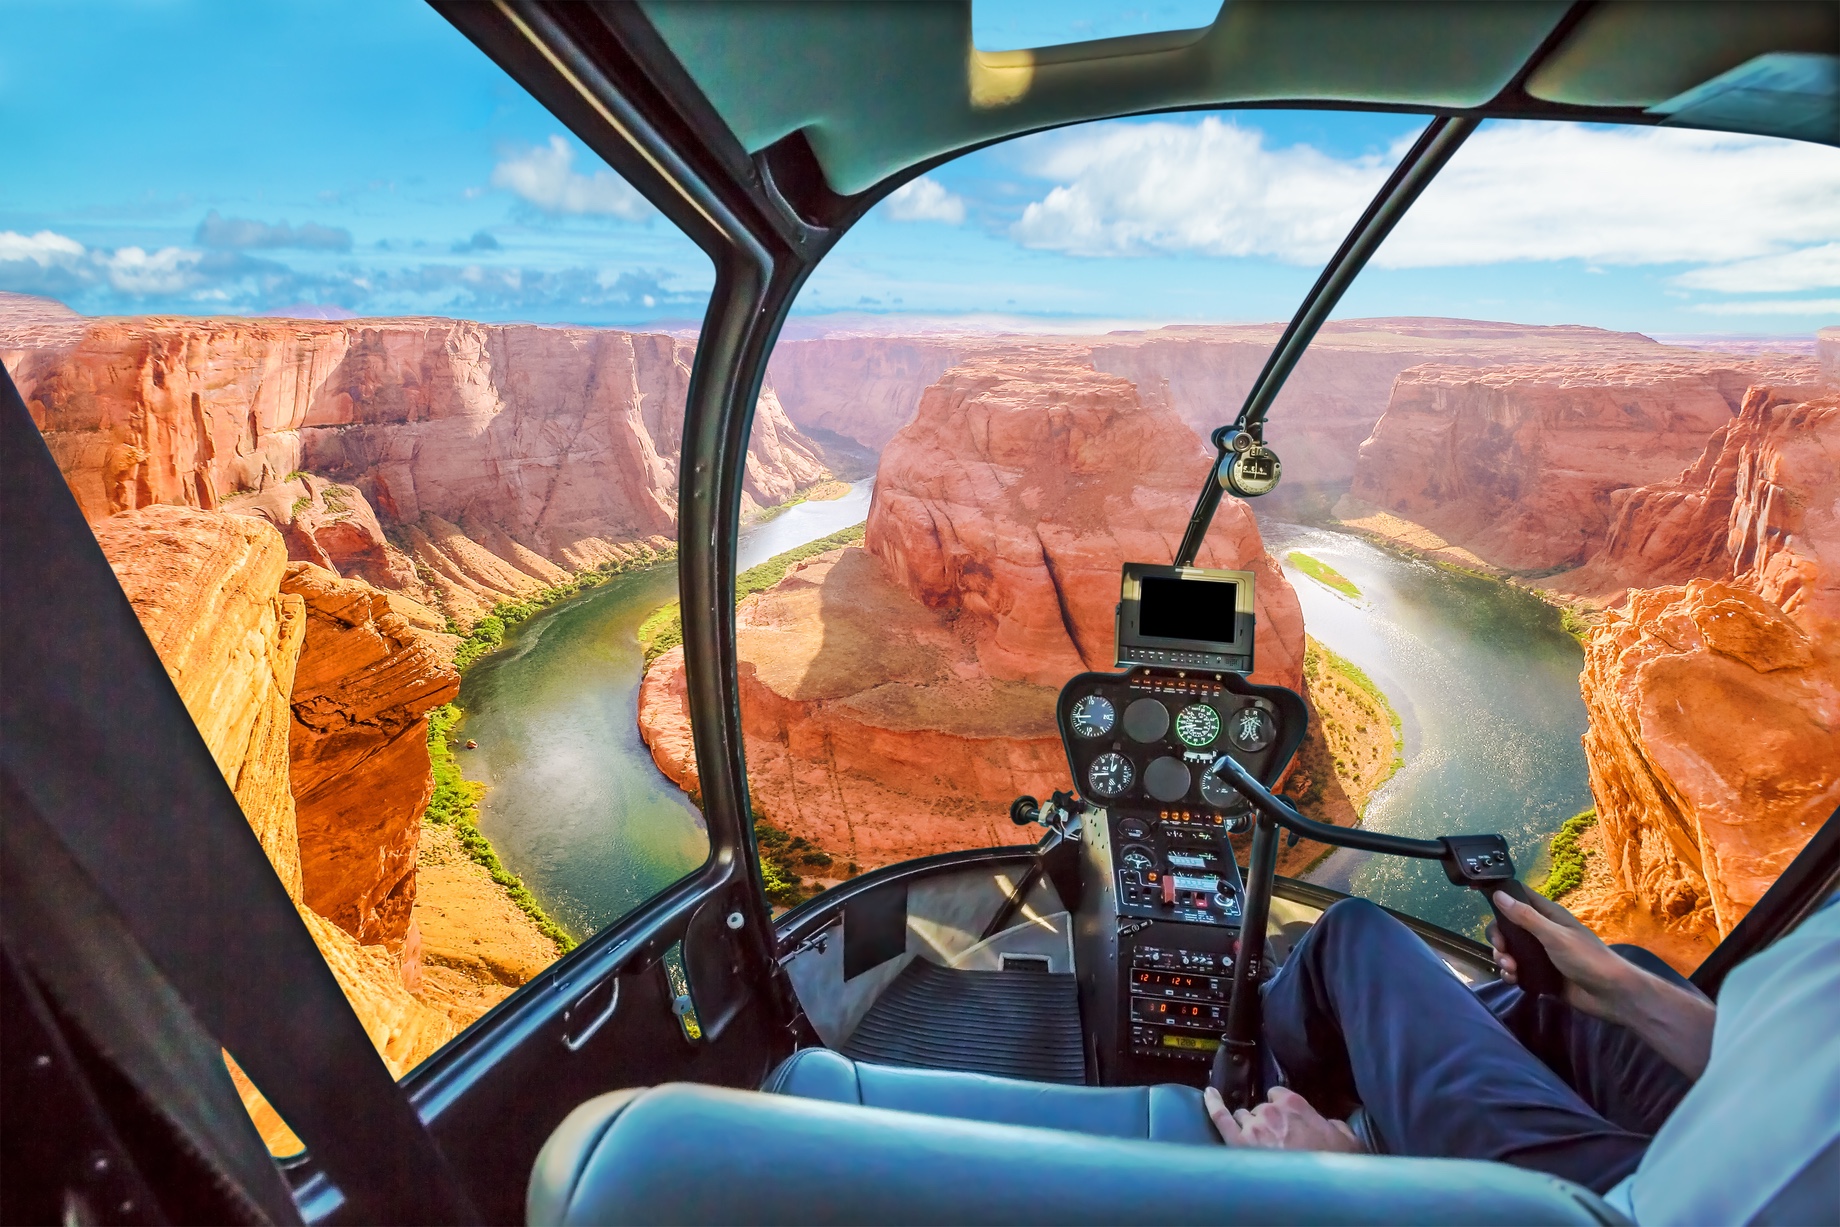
[1616,895,1840,1227]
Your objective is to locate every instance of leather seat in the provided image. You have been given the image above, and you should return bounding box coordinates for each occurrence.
[526,1082,1619,1225]
[764,1047,1221,1145]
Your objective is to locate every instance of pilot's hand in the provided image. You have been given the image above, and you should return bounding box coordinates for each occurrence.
[1205,1085,1360,1153]
[1489,889,1629,1019]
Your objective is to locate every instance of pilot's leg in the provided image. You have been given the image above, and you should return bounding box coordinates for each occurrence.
[1261,898,1649,1193]
[1475,945,1697,1136]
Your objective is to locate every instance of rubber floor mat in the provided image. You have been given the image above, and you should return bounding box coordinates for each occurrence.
[840,959,1086,1084]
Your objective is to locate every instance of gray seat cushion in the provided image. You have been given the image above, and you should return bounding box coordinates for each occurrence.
[526,1082,1622,1225]
[763,1047,1222,1145]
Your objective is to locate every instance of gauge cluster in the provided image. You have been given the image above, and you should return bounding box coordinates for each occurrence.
[1058,668,1291,814]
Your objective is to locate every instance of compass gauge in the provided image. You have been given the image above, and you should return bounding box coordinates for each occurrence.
[1086,752,1134,798]
[1175,703,1221,748]
[1070,694,1115,739]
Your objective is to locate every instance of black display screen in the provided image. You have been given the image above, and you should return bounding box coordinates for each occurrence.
[1139,576,1239,645]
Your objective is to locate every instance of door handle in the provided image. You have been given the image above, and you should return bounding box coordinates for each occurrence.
[561,976,618,1052]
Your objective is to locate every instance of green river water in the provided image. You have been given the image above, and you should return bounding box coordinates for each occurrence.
[456,487,1589,944]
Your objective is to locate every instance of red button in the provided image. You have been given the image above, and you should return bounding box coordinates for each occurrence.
[1163,876,1178,905]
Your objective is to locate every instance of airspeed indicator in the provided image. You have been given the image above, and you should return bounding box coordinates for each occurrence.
[1175,703,1221,748]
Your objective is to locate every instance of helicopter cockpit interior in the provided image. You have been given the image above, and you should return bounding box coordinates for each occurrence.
[3,2,1837,1225]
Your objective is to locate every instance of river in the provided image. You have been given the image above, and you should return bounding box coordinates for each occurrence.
[456,486,1588,944]
[454,479,876,940]
[1260,520,1592,936]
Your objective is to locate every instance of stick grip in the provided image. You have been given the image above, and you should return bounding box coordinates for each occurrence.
[1487,880,1564,997]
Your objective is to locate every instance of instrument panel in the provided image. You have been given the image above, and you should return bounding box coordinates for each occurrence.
[1057,667,1308,931]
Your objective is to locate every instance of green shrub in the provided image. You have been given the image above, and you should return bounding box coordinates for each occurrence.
[1287,551,1362,600]
[1537,809,1597,901]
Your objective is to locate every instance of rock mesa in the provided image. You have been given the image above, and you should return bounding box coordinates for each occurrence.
[641,357,1304,868]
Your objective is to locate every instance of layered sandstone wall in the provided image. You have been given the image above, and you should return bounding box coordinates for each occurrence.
[93,506,463,1079]
[1569,390,1840,964]
[1345,355,1822,576]
[640,358,1306,868]
[5,307,831,626]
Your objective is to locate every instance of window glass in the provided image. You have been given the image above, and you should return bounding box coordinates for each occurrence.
[0,0,747,1123]
[701,111,1838,972]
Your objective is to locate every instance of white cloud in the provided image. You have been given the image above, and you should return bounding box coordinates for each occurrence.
[490,136,651,219]
[1381,126,1840,269]
[1690,297,1840,316]
[1674,241,1840,293]
[1009,120,1840,292]
[0,229,85,266]
[96,245,202,294]
[884,177,968,224]
[1013,118,1383,259]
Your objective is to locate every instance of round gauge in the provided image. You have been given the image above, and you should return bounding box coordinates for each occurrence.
[1119,846,1154,873]
[1122,698,1170,743]
[1144,756,1192,803]
[1199,768,1250,811]
[1223,445,1283,497]
[1086,752,1135,798]
[1069,694,1115,739]
[1174,703,1221,748]
[1226,705,1277,753]
[1118,817,1149,840]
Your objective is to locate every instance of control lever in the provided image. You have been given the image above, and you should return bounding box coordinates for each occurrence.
[1438,835,1564,997]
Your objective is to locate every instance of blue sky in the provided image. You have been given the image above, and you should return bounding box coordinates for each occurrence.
[3,0,1836,338]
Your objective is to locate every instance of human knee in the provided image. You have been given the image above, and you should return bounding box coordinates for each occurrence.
[1313,897,1417,954]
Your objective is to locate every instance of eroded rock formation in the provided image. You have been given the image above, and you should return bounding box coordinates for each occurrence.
[92,506,462,1077]
[640,357,1305,867]
[4,305,830,626]
[282,564,459,948]
[1568,390,1840,965]
[1345,355,1822,576]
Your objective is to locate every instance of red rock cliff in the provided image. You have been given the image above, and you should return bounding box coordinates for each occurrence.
[1570,389,1840,967]
[1346,355,1822,575]
[639,357,1304,868]
[5,308,830,625]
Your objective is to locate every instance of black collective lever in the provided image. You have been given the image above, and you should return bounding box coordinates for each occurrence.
[1202,756,1565,995]
[1436,835,1564,997]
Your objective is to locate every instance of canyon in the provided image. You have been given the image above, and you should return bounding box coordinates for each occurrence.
[769,318,1679,488]
[1341,336,1838,966]
[3,299,831,627]
[639,354,1310,869]
[11,284,1838,1039]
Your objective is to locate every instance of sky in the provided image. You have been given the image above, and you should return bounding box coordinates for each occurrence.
[2,0,1836,339]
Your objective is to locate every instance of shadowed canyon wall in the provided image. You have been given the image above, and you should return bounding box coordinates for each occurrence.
[640,356,1305,868]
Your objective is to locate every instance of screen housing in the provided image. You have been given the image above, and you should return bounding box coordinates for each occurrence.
[1115,563,1256,673]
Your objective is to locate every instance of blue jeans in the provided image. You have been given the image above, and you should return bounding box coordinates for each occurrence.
[1261,898,1696,1193]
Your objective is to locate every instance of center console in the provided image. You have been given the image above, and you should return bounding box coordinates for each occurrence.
[1059,565,1308,1085]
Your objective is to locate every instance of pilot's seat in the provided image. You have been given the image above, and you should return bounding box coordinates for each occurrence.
[763,1047,1221,1144]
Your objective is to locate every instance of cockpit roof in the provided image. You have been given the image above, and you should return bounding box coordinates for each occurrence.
[639,0,1837,195]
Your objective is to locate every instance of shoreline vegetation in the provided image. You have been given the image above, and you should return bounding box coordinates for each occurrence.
[639,523,868,666]
[1536,809,1598,900]
[1287,550,1362,600]
[1302,637,1405,811]
[1331,499,1598,644]
[423,481,856,948]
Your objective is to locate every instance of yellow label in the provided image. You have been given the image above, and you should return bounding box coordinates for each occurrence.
[1161,1034,1221,1051]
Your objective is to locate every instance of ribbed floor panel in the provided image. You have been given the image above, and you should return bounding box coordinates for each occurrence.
[840,959,1085,1084]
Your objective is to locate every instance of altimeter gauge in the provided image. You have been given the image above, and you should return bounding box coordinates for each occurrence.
[1199,768,1249,812]
[1086,752,1135,798]
[1070,694,1115,739]
[1175,703,1221,748]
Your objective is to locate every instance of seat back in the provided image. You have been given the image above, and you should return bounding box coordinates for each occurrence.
[529,1082,1621,1226]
